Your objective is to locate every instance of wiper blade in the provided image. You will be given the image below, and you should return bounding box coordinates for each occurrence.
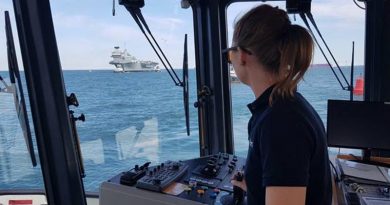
[5,10,37,167]
[300,12,351,91]
[182,34,190,136]
[121,2,183,86]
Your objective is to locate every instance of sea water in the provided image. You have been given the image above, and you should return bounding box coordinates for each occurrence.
[0,66,363,191]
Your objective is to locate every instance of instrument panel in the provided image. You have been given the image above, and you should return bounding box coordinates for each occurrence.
[100,153,246,205]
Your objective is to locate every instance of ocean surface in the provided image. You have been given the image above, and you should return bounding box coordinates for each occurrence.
[0,66,364,192]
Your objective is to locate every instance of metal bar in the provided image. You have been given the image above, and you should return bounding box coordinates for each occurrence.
[362,0,390,158]
[190,0,234,155]
[350,41,355,101]
[219,0,234,154]
[364,0,390,101]
[12,0,87,204]
[191,2,209,156]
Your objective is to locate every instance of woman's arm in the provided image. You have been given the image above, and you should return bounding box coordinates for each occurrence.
[266,186,306,205]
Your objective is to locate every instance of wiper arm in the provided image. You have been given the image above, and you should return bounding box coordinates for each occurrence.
[5,10,37,167]
[306,12,351,89]
[117,1,191,136]
[121,2,183,87]
[300,12,351,91]
[0,75,11,93]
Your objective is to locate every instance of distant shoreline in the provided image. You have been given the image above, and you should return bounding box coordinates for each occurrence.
[0,66,364,71]
[309,64,363,68]
[311,63,329,67]
[0,68,198,71]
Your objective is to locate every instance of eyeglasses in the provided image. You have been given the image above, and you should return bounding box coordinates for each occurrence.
[222,46,252,64]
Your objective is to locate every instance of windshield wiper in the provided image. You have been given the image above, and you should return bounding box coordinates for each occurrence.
[115,0,191,135]
[4,10,37,167]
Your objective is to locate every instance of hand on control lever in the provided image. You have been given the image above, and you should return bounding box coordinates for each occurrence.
[231,171,247,192]
[231,171,245,205]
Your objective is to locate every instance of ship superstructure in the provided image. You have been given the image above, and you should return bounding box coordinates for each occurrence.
[109,46,160,72]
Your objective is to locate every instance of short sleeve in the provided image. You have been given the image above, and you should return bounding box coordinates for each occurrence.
[259,113,314,187]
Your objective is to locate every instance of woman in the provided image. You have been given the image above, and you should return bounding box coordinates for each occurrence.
[227,5,332,205]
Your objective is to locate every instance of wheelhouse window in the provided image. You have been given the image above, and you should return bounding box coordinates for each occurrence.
[1,0,197,193]
[0,3,44,191]
[226,1,365,157]
[0,73,44,190]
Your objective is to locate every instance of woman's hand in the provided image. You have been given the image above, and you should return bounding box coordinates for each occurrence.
[230,172,247,192]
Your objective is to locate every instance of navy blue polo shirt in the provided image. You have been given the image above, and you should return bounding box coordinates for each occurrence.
[244,86,332,205]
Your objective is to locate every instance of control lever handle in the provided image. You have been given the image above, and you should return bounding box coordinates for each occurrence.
[233,172,244,205]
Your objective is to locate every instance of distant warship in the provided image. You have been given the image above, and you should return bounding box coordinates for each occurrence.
[109,46,160,73]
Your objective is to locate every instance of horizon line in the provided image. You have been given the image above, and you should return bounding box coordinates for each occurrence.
[0,64,365,71]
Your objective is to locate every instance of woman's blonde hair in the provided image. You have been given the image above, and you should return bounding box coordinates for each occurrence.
[233,4,314,104]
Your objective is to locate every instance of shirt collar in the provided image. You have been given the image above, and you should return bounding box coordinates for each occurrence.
[247,85,275,114]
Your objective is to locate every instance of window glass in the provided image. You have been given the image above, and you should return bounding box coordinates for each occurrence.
[0,2,44,191]
[0,71,44,190]
[0,0,197,193]
[227,1,365,157]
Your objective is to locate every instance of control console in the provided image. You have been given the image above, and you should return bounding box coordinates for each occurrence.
[100,153,246,205]
[119,162,150,186]
[136,161,188,192]
[339,178,390,205]
[335,158,390,205]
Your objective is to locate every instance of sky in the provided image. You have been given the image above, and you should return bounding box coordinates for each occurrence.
[0,0,366,71]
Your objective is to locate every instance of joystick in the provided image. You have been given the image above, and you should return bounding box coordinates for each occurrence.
[120,162,150,186]
[201,162,219,177]
[233,172,244,204]
[220,171,246,205]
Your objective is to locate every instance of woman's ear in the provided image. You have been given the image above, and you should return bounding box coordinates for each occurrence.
[239,48,247,66]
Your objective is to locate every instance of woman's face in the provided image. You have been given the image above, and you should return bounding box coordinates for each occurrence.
[230,43,249,85]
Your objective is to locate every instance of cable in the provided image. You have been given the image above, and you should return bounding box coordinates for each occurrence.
[353,0,366,10]
[329,160,341,182]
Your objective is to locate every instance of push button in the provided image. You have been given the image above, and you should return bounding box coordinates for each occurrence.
[197,189,205,195]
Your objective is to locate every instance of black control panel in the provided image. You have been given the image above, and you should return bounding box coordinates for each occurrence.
[107,153,247,205]
[136,161,189,192]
